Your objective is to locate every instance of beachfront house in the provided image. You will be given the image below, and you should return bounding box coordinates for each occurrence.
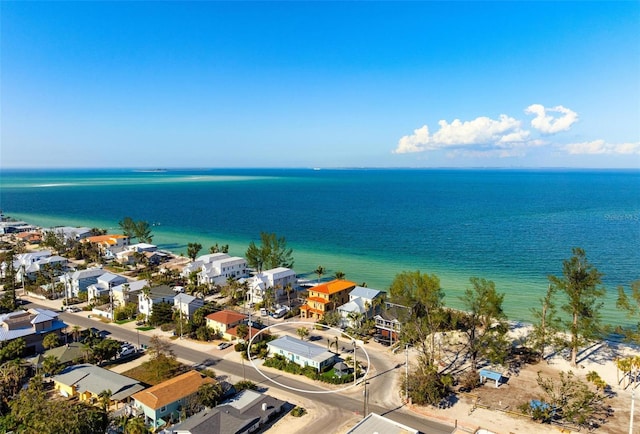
[86,272,127,303]
[0,308,67,355]
[174,293,204,320]
[267,335,336,372]
[13,250,69,283]
[338,286,385,328]
[198,256,248,287]
[299,279,356,321]
[131,370,216,429]
[245,267,297,305]
[138,285,176,318]
[373,302,411,346]
[205,310,247,341]
[52,363,144,409]
[46,226,93,242]
[168,389,285,434]
[82,234,130,258]
[60,267,107,299]
[180,253,230,279]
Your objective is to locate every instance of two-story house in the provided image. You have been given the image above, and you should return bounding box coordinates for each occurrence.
[0,308,67,354]
[299,279,356,321]
[87,272,127,302]
[82,234,130,258]
[245,267,297,305]
[174,293,204,320]
[205,310,247,341]
[198,256,248,287]
[60,267,106,298]
[338,286,386,328]
[138,285,176,319]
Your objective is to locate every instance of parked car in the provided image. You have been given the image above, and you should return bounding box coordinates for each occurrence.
[118,344,136,358]
[65,306,81,313]
[217,342,232,350]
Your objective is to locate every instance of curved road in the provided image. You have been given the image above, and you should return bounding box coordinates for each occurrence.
[39,304,454,434]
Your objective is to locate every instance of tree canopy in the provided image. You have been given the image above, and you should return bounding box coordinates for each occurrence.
[119,217,154,243]
[245,232,294,271]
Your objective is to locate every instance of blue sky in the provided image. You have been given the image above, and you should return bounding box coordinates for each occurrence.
[1,1,639,168]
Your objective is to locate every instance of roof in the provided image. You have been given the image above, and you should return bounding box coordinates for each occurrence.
[132,371,215,410]
[349,286,383,300]
[52,363,144,401]
[312,279,357,295]
[306,296,329,305]
[345,412,419,434]
[226,325,263,339]
[174,293,197,304]
[0,308,65,342]
[146,284,175,299]
[338,298,366,314]
[112,279,148,294]
[170,407,257,434]
[267,336,335,363]
[30,342,85,365]
[206,310,247,325]
[84,234,128,244]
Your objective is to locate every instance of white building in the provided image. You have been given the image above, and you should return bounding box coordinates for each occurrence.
[86,272,127,302]
[174,293,204,320]
[245,267,297,305]
[60,267,106,298]
[197,256,248,286]
[267,335,336,372]
[138,285,176,318]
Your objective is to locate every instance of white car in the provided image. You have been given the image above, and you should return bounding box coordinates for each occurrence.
[217,342,232,350]
[65,306,81,313]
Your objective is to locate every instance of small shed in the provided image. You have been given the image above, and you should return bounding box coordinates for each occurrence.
[479,369,504,388]
[334,362,350,377]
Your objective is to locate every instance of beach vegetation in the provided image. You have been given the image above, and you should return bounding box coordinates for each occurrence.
[296,327,310,340]
[118,216,153,243]
[187,242,202,261]
[314,265,325,283]
[402,364,452,406]
[549,248,605,367]
[530,370,611,429]
[245,232,294,272]
[615,280,640,343]
[0,338,25,364]
[209,243,229,254]
[529,284,563,359]
[0,250,18,313]
[459,277,509,371]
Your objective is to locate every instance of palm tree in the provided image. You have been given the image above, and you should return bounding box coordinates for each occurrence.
[314,265,325,284]
[98,389,112,412]
[124,416,149,434]
[198,382,224,408]
[284,283,294,308]
[72,325,82,342]
[334,271,345,280]
[296,327,309,340]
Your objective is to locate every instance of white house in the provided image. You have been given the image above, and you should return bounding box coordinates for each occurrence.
[111,279,149,308]
[60,267,106,298]
[13,251,68,283]
[86,272,127,302]
[138,285,176,318]
[174,293,204,320]
[180,253,230,278]
[266,335,336,372]
[245,267,297,305]
[198,256,248,287]
[47,226,93,241]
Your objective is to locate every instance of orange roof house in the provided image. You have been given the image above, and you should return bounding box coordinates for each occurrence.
[300,279,356,321]
[132,370,215,428]
[205,310,247,340]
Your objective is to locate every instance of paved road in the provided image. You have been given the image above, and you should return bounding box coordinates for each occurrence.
[37,303,455,434]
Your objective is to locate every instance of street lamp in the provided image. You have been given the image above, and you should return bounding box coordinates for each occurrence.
[363,381,370,418]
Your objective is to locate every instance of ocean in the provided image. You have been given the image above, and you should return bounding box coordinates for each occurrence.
[1,168,638,326]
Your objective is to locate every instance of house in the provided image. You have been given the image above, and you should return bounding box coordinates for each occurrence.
[339,286,385,328]
[0,220,36,234]
[226,324,265,343]
[345,412,419,434]
[86,272,127,302]
[131,370,216,429]
[299,279,356,321]
[266,335,336,372]
[111,279,149,308]
[82,234,130,257]
[205,310,247,341]
[60,267,106,298]
[245,267,297,305]
[128,242,158,253]
[198,256,248,287]
[13,250,68,283]
[168,389,285,434]
[180,253,230,278]
[28,342,85,368]
[52,363,144,409]
[47,226,93,241]
[138,285,176,318]
[0,308,67,355]
[174,293,204,320]
[14,231,42,244]
[373,302,411,345]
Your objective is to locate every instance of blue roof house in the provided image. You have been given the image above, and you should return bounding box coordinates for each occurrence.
[266,335,336,372]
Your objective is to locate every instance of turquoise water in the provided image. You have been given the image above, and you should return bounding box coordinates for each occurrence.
[1,168,638,325]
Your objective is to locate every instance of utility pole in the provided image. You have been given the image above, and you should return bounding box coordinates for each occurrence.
[363,381,369,418]
[630,388,636,434]
[353,340,357,387]
[405,344,409,402]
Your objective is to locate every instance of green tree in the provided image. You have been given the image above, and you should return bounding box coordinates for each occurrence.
[390,271,445,367]
[41,355,62,377]
[92,339,122,364]
[616,280,640,343]
[192,302,218,327]
[334,270,345,280]
[119,217,153,243]
[0,338,25,364]
[148,301,174,326]
[98,389,112,412]
[235,324,249,341]
[459,277,508,371]
[187,242,203,261]
[41,230,66,254]
[401,364,452,406]
[0,250,18,313]
[42,332,60,350]
[314,265,325,284]
[245,232,294,272]
[119,217,137,238]
[124,416,150,434]
[209,243,229,254]
[529,284,562,359]
[0,360,28,415]
[296,327,310,340]
[549,248,605,367]
[198,382,224,408]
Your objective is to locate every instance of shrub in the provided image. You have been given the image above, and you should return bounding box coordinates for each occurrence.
[291,406,307,417]
[459,370,480,391]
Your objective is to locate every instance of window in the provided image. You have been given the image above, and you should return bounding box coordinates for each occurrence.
[161,406,166,412]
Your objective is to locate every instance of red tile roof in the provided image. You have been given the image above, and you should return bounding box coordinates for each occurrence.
[312,279,356,295]
[205,309,247,325]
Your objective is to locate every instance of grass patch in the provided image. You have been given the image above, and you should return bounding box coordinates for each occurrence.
[122,354,189,386]
[136,326,154,331]
[115,319,134,325]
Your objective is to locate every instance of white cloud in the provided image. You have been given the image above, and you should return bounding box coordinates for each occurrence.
[525,104,578,133]
[393,114,529,155]
[564,140,640,155]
